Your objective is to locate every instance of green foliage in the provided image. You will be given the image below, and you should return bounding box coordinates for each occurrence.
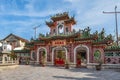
[46,33,49,37]
[57,50,64,59]
[81,27,91,38]
[97,28,105,41]
[39,33,45,37]
[94,50,103,65]
[94,50,101,61]
[10,50,17,60]
[30,37,34,41]
[26,58,30,64]
[77,54,81,60]
[106,34,112,40]
[42,50,46,58]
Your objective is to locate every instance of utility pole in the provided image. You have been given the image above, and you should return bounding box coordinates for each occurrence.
[103,6,120,46]
[33,25,40,39]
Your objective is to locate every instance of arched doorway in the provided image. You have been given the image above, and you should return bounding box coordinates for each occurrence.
[31,51,36,60]
[37,47,47,64]
[52,47,68,66]
[74,45,89,67]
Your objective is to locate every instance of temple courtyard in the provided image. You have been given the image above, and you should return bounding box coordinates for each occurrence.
[0,65,120,80]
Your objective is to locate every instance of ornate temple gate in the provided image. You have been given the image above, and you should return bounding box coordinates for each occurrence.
[76,49,87,67]
[51,40,67,66]
[31,50,36,60]
[52,47,68,66]
[74,44,89,67]
[53,47,66,66]
[37,47,47,64]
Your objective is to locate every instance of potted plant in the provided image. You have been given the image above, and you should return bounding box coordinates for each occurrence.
[65,59,69,69]
[26,58,30,65]
[41,50,46,67]
[76,54,81,67]
[10,50,17,60]
[95,59,102,71]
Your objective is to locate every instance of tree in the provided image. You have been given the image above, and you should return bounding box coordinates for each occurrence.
[39,33,45,37]
[10,50,17,60]
[41,50,46,66]
[57,50,64,59]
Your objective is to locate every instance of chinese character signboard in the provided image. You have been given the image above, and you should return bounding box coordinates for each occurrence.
[52,40,66,46]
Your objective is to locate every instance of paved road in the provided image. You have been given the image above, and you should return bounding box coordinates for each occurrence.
[0,65,120,80]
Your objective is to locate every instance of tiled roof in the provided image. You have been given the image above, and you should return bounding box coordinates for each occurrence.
[3,33,29,42]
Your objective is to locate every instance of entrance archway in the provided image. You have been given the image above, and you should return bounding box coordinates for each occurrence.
[31,51,36,60]
[52,47,68,65]
[37,47,47,64]
[74,45,89,66]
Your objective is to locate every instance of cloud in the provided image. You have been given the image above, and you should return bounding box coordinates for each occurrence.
[0,0,65,18]
[0,0,120,40]
[70,0,120,30]
[63,0,80,3]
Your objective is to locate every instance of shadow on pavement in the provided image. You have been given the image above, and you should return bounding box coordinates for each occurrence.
[53,76,97,80]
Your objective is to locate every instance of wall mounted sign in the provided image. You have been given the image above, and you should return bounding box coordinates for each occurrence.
[52,40,66,46]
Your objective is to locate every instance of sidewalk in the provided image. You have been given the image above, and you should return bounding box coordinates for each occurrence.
[0,65,120,80]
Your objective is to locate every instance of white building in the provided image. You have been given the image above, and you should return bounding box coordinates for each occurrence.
[0,41,12,64]
[0,33,29,64]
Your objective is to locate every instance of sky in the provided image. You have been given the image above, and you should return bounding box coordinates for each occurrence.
[0,0,120,40]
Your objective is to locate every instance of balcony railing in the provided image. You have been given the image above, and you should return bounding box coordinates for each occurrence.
[0,60,18,65]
